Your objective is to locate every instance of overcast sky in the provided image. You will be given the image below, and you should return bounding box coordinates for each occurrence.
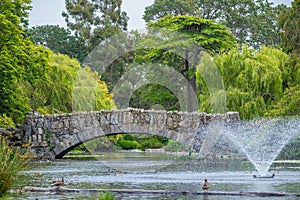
[29,0,292,30]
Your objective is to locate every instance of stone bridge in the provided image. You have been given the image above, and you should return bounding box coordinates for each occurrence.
[20,109,239,159]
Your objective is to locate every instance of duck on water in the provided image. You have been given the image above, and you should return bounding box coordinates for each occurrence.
[51,177,64,187]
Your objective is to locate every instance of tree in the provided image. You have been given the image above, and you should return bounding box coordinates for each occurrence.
[129,84,180,111]
[213,0,281,48]
[274,0,300,116]
[207,45,292,119]
[0,0,32,27]
[278,0,300,56]
[143,0,197,22]
[0,0,49,123]
[23,51,116,114]
[62,0,128,51]
[135,15,236,111]
[28,25,87,62]
[143,0,281,48]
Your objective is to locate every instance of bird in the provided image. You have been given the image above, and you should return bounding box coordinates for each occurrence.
[202,179,209,191]
[108,168,125,175]
[51,177,64,187]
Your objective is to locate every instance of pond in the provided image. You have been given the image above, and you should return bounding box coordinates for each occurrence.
[11,152,300,200]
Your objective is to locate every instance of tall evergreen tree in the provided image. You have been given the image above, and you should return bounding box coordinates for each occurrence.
[62,0,128,52]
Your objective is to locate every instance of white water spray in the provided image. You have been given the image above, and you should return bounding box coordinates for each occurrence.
[223,116,300,176]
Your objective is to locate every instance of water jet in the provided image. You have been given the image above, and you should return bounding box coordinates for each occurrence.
[222,116,300,176]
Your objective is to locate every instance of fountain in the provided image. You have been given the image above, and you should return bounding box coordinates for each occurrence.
[222,116,300,177]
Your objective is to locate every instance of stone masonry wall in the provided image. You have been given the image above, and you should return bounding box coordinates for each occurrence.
[1,109,240,159]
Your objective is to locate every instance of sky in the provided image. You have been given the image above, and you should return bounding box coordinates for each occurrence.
[29,0,292,30]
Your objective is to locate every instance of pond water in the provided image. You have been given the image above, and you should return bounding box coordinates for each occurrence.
[11,152,300,200]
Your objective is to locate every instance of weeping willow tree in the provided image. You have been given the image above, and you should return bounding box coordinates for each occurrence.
[23,51,115,114]
[197,45,292,119]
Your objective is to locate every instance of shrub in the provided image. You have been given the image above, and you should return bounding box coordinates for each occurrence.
[0,114,15,128]
[0,137,30,197]
[118,139,141,150]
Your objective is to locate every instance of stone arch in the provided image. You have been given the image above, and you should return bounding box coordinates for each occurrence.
[23,109,240,159]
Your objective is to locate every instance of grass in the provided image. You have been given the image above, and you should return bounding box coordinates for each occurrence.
[0,137,31,198]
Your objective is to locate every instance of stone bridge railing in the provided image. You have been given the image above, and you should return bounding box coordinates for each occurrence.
[1,109,240,159]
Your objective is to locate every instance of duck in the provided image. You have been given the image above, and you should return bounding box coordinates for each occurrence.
[202,179,209,190]
[33,172,41,176]
[108,168,125,175]
[51,177,64,187]
[114,171,125,175]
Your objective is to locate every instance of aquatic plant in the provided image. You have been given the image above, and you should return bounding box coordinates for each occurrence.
[0,137,30,197]
[99,191,115,200]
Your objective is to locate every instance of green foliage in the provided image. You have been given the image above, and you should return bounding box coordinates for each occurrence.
[99,191,115,200]
[139,135,167,149]
[118,139,141,150]
[0,137,30,197]
[143,0,196,22]
[73,65,116,112]
[123,134,134,141]
[0,114,15,128]
[28,25,88,62]
[84,31,135,91]
[148,15,237,52]
[278,0,300,56]
[133,15,236,112]
[0,0,32,27]
[62,0,128,51]
[24,52,116,114]
[116,134,169,150]
[200,45,295,119]
[267,85,300,116]
[130,84,180,111]
[144,0,281,48]
[0,0,49,123]
[205,0,281,48]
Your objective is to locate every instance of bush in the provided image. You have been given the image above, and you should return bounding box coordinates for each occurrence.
[140,136,163,149]
[0,137,30,197]
[123,134,135,141]
[118,139,141,150]
[0,114,15,128]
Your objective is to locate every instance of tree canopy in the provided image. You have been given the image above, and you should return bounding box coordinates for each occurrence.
[0,0,49,123]
[28,25,87,62]
[278,0,300,56]
[62,0,128,51]
[199,45,297,119]
[133,15,236,111]
[143,0,282,48]
[0,0,116,125]
[143,0,196,22]
[24,51,115,114]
